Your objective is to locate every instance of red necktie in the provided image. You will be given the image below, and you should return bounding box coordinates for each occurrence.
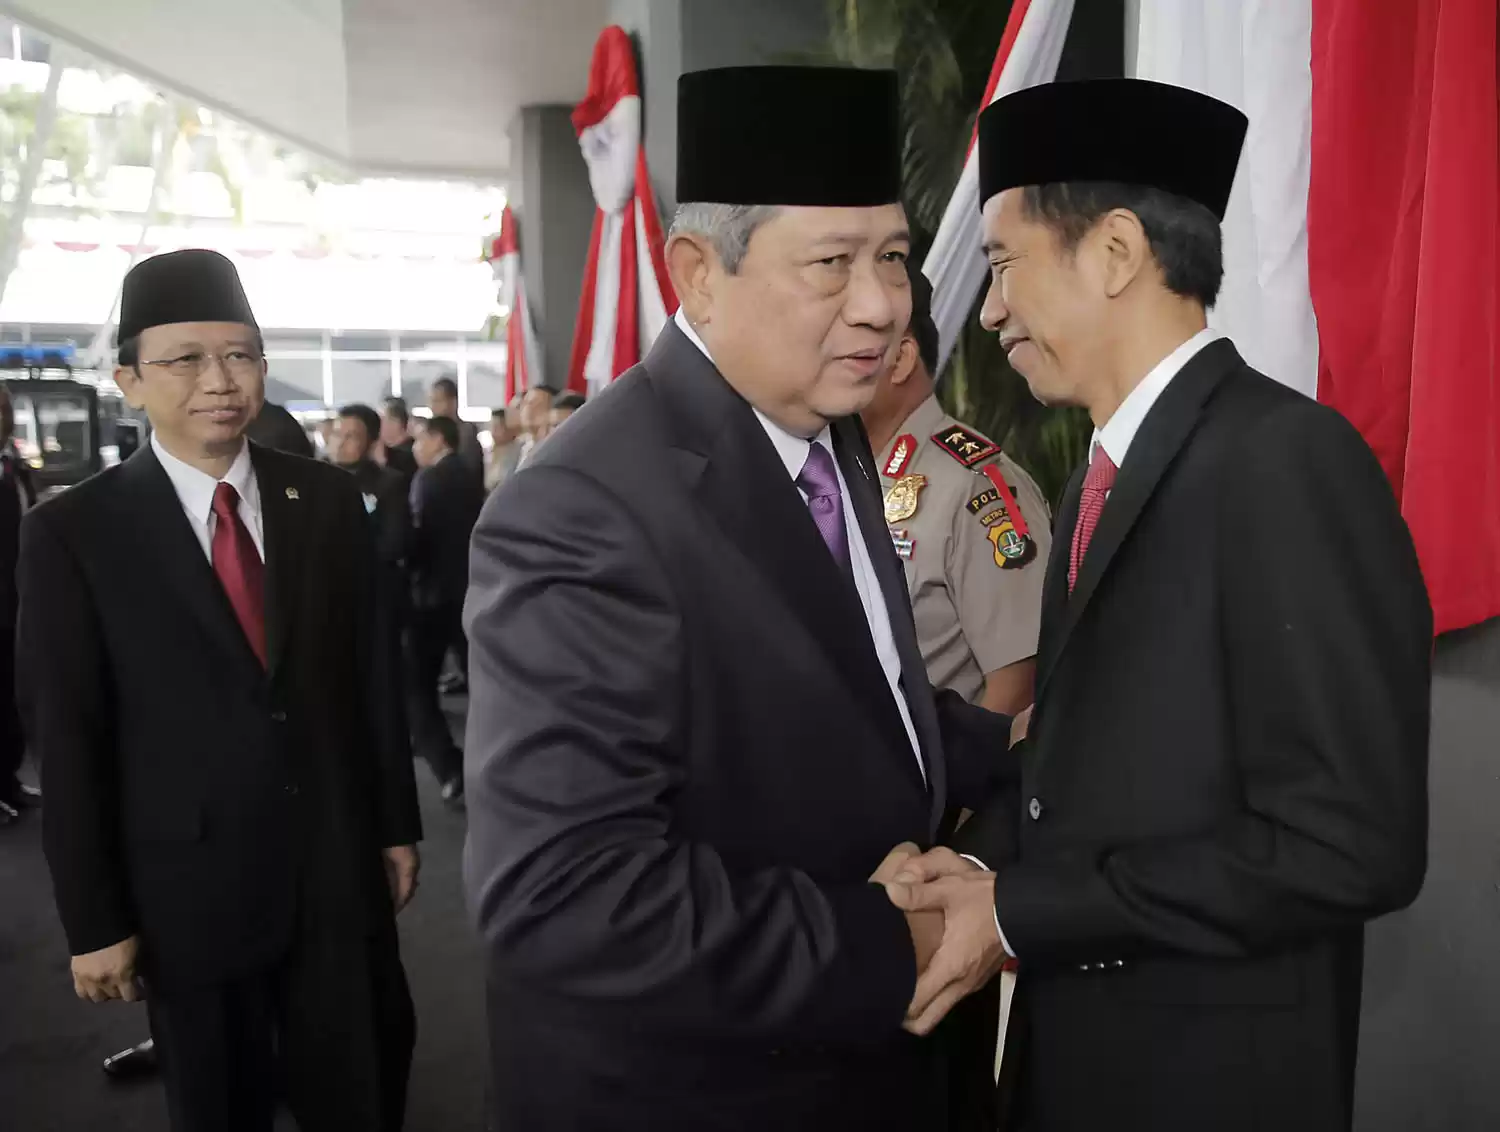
[211,482,267,666]
[1068,445,1118,593]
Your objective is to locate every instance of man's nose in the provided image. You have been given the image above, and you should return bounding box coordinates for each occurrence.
[844,263,908,335]
[980,280,1008,333]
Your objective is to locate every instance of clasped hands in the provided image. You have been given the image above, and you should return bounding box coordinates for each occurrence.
[865,704,1030,1036]
[871,844,1007,1036]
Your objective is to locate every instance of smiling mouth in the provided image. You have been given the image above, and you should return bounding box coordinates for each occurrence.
[194,407,244,420]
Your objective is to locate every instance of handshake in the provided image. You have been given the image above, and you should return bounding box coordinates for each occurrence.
[867,705,1027,1036]
[871,843,1008,1036]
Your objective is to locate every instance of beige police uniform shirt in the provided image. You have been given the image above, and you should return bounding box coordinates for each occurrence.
[878,395,1050,703]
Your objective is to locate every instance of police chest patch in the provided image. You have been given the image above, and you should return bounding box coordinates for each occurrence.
[932,425,1000,468]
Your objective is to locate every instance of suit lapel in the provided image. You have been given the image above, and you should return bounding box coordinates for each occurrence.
[648,326,922,785]
[249,444,305,680]
[1037,340,1239,698]
[833,417,944,815]
[122,446,263,678]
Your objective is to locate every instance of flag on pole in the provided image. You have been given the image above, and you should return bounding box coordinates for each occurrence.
[1135,0,1498,633]
[568,25,677,396]
[920,0,1076,375]
[485,205,544,404]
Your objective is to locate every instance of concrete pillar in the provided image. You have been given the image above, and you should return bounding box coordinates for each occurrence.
[506,104,595,389]
[1355,617,1500,1131]
[611,0,829,215]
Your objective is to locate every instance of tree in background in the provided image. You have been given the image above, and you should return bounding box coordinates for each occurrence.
[815,0,1091,504]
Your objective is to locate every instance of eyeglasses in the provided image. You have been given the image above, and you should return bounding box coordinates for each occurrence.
[140,350,264,380]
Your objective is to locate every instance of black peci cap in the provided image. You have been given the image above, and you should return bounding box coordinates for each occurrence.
[977,79,1247,220]
[677,66,903,207]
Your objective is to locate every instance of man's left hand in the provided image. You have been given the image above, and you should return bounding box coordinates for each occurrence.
[382,845,420,914]
[884,847,1006,1035]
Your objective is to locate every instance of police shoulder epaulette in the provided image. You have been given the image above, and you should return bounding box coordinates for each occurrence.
[931,424,999,469]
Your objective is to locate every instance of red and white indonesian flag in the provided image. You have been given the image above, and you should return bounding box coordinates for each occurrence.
[568,25,678,396]
[924,0,1498,634]
[921,0,1076,374]
[488,205,544,403]
[1135,0,1498,632]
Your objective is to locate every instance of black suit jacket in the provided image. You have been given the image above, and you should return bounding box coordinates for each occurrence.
[0,448,37,630]
[409,451,484,610]
[384,439,418,482]
[962,341,1431,1131]
[463,324,1009,1130]
[17,443,420,987]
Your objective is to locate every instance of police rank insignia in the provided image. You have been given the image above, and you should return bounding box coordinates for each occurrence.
[884,474,927,524]
[967,487,1037,569]
[884,433,917,477]
[932,425,1000,468]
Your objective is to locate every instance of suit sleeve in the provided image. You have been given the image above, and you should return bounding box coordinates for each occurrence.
[16,507,135,955]
[376,475,411,568]
[345,482,421,848]
[463,465,918,1046]
[994,403,1432,964]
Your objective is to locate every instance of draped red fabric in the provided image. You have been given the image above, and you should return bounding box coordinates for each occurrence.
[1308,0,1499,633]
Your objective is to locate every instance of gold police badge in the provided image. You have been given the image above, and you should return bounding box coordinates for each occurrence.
[884,474,927,525]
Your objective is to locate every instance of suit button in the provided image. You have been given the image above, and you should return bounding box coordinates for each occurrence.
[270,710,287,723]
[1028,797,1043,821]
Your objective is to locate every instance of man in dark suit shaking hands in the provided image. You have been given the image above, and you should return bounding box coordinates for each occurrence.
[463,65,1015,1131]
[886,80,1433,1131]
[17,250,422,1132]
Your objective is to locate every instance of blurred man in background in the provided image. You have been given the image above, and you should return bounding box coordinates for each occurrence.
[427,377,483,485]
[0,383,38,824]
[513,384,557,470]
[379,396,417,481]
[333,403,412,599]
[546,392,586,438]
[406,414,484,806]
[486,401,523,493]
[244,400,314,459]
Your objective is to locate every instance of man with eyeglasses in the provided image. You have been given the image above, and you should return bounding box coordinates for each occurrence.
[16,249,423,1131]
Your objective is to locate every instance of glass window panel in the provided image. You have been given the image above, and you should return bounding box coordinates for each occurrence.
[331,333,392,353]
[398,358,458,410]
[466,363,507,413]
[265,358,324,406]
[11,392,91,475]
[332,358,392,407]
[262,332,324,353]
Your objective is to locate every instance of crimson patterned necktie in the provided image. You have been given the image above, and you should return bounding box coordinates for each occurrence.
[211,482,267,666]
[796,442,853,577]
[1068,445,1118,593]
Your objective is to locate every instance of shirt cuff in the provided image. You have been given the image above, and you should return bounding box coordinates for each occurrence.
[959,854,1016,960]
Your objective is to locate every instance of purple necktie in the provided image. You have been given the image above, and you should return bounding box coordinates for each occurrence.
[797,442,853,576]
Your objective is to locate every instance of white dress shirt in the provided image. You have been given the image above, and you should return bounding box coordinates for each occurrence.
[1092,328,1222,478]
[672,309,926,779]
[151,432,266,564]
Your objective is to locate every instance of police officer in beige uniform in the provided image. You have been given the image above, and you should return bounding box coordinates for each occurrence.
[862,266,1049,717]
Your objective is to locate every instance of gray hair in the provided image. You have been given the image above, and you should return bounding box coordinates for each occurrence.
[667,203,782,274]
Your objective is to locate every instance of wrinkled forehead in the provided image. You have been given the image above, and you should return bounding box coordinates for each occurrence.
[138,321,258,355]
[756,203,911,252]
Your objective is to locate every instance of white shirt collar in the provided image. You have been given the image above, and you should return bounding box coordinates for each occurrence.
[1093,328,1221,469]
[672,308,832,481]
[151,431,259,525]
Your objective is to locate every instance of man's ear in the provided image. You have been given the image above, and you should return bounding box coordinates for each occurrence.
[1095,208,1153,299]
[114,366,146,411]
[667,232,719,328]
[889,337,920,388]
